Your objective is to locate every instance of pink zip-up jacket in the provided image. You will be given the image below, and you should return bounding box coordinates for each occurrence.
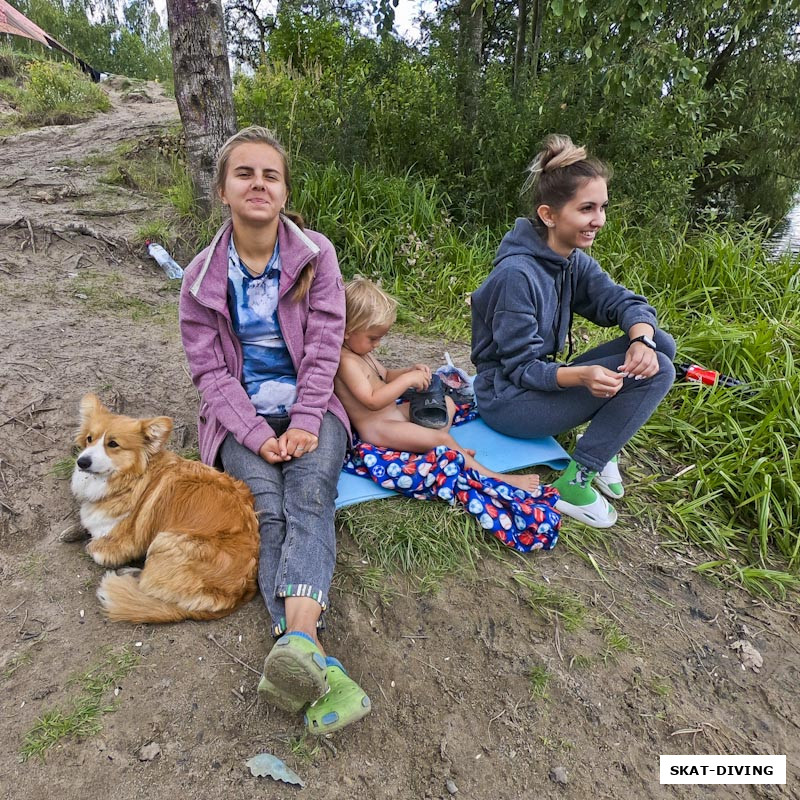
[179,215,350,467]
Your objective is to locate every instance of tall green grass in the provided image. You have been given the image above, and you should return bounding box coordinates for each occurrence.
[295,161,494,337]
[594,221,800,594]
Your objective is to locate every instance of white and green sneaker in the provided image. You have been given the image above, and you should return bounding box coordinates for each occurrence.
[595,453,624,499]
[552,459,617,529]
[576,434,624,500]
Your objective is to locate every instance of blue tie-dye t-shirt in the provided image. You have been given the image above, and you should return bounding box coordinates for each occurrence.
[227,237,297,416]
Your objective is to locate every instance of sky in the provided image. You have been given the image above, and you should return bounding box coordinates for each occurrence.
[153,1,427,42]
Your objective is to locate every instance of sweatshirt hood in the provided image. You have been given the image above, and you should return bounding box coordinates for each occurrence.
[493,217,570,274]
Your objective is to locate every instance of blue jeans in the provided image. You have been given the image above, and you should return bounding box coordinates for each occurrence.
[220,412,347,636]
[476,331,676,472]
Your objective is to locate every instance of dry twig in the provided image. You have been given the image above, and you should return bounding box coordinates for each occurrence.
[206,633,260,675]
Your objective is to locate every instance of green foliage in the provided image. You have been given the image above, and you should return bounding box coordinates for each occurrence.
[231,0,799,228]
[19,59,109,124]
[295,160,491,337]
[597,222,800,594]
[50,456,76,479]
[0,44,26,79]
[14,0,172,82]
[528,665,551,700]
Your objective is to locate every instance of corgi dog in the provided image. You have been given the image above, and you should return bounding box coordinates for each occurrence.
[71,394,259,623]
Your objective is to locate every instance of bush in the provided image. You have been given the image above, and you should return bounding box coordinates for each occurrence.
[21,59,110,125]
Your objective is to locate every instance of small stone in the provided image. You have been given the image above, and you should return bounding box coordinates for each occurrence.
[550,766,568,785]
[138,742,161,762]
[446,778,459,795]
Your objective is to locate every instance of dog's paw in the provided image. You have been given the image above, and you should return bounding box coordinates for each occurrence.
[86,540,116,567]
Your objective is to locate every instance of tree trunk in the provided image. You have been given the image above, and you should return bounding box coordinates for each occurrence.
[528,0,543,81]
[457,0,484,136]
[165,0,236,216]
[513,0,529,96]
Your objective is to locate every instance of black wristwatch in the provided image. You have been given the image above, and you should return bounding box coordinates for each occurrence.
[629,334,657,350]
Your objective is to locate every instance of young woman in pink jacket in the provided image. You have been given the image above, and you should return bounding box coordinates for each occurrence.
[179,126,370,735]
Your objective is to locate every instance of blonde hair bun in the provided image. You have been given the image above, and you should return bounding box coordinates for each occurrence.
[522,134,588,194]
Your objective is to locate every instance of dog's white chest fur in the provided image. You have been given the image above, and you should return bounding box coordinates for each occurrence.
[78,501,128,539]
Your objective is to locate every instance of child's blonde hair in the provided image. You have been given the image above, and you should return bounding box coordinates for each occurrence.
[344,277,397,334]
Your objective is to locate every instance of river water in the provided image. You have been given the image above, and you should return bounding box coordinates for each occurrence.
[770,197,800,257]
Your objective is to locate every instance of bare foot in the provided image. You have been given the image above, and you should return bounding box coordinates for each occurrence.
[495,472,540,494]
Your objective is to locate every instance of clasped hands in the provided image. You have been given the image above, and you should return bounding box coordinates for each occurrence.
[582,342,660,399]
[259,428,319,464]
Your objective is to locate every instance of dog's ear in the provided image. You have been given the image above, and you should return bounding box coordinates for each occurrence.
[141,416,173,454]
[79,393,104,422]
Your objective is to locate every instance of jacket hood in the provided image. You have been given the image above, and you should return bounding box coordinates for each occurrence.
[493,217,570,274]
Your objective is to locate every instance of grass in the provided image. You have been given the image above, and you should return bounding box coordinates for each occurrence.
[20,646,139,761]
[596,617,635,664]
[305,166,800,598]
[286,733,322,764]
[528,665,551,700]
[650,675,672,697]
[337,498,502,593]
[17,60,110,126]
[509,571,587,631]
[51,457,76,479]
[3,651,33,682]
[295,161,494,339]
[67,270,179,325]
[602,224,800,596]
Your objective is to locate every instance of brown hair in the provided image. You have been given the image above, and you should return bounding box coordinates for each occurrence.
[344,277,397,334]
[215,126,313,300]
[522,134,611,236]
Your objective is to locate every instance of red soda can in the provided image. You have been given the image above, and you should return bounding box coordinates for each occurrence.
[674,363,750,391]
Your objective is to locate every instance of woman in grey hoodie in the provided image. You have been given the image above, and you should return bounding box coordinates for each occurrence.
[470,135,675,528]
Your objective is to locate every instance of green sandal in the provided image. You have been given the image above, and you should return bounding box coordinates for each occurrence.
[304,658,371,735]
[258,632,328,714]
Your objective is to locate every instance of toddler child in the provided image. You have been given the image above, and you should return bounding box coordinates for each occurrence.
[335,278,540,494]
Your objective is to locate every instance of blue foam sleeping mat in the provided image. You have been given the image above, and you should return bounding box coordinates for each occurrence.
[335,418,570,510]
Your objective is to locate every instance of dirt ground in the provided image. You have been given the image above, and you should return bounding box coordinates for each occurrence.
[0,82,798,800]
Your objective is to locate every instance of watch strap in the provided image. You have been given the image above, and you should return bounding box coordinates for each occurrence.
[629,334,656,350]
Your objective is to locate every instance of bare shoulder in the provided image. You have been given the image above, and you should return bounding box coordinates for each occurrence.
[338,348,363,371]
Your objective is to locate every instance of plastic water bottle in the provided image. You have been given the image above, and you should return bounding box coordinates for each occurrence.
[146,240,184,280]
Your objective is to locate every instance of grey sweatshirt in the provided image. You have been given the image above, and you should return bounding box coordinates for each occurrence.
[470,218,658,392]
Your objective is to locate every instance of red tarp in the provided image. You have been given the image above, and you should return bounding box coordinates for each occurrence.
[0,0,101,81]
[0,0,50,47]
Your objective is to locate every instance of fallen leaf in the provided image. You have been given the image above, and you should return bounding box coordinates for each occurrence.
[246,753,305,787]
[138,742,161,761]
[730,640,763,672]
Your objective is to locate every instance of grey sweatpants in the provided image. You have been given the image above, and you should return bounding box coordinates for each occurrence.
[474,331,676,472]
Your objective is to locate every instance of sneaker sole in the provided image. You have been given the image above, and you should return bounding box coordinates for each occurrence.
[258,643,328,713]
[556,497,617,529]
[594,477,624,500]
